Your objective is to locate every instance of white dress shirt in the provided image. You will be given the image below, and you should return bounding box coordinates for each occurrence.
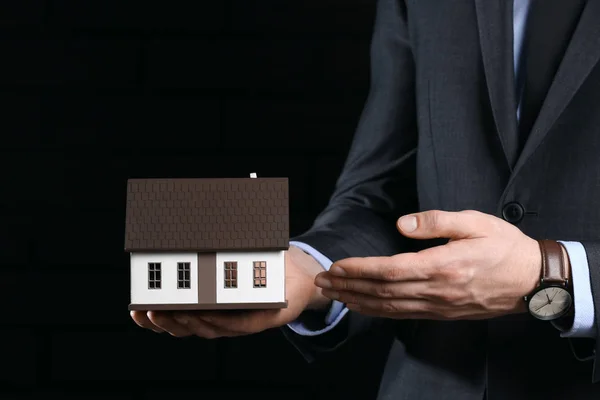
[288,0,596,338]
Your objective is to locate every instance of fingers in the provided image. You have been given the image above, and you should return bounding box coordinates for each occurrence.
[327,210,495,281]
[130,311,164,333]
[396,210,487,240]
[147,311,193,337]
[131,309,282,338]
[319,289,430,315]
[328,253,429,281]
[173,312,241,338]
[199,310,281,334]
[315,275,428,300]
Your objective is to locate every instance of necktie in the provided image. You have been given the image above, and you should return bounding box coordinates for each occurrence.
[517,0,586,151]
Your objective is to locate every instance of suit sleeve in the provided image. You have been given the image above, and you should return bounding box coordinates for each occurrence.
[280,0,419,362]
[577,242,600,382]
[286,241,349,336]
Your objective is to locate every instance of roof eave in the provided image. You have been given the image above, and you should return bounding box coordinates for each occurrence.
[124,246,290,253]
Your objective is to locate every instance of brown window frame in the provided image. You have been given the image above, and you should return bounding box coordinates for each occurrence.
[224,261,238,288]
[253,261,267,288]
[177,262,191,289]
[148,262,161,289]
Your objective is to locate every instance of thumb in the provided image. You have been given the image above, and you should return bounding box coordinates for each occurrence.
[396,210,482,240]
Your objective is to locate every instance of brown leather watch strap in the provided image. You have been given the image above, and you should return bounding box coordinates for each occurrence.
[538,239,568,285]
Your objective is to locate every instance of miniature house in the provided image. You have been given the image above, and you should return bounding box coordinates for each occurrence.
[124,176,288,311]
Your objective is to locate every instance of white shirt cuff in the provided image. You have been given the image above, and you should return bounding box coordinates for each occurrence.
[554,241,596,337]
[286,241,348,336]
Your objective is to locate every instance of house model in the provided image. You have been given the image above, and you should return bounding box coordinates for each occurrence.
[124,175,288,311]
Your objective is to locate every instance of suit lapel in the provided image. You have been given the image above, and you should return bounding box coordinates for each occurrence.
[475,0,520,170]
[510,0,600,179]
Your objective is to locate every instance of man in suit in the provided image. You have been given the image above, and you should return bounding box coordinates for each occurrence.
[131,0,600,398]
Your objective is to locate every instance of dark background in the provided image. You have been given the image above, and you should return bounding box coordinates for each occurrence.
[1,1,394,399]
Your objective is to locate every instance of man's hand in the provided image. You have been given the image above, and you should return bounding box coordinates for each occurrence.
[314,210,543,320]
[130,245,331,337]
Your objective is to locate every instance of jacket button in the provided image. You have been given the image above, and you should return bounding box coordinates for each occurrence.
[502,202,524,224]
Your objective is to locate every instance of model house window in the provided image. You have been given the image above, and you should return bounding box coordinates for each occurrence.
[148,262,161,289]
[253,261,267,288]
[224,262,237,288]
[177,262,191,289]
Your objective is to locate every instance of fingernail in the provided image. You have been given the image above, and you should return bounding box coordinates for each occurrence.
[322,289,339,300]
[175,315,188,325]
[314,276,332,288]
[330,266,346,276]
[399,215,418,232]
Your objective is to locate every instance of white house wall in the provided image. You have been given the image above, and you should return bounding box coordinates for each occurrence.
[130,252,198,304]
[215,251,285,304]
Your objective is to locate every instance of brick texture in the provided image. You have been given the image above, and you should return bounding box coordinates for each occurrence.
[146,38,369,92]
[146,389,310,400]
[223,96,363,151]
[0,150,41,209]
[4,0,377,398]
[0,96,43,150]
[146,38,318,91]
[0,1,47,28]
[33,210,128,268]
[50,0,225,32]
[0,39,139,88]
[51,330,218,381]
[26,153,310,212]
[229,0,375,34]
[219,330,311,384]
[0,214,34,268]
[1,393,132,400]
[0,271,130,325]
[42,95,221,151]
[0,329,37,385]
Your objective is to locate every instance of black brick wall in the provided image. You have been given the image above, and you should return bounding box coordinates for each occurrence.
[1,1,393,399]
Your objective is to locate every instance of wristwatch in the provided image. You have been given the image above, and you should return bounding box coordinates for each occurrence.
[524,239,573,321]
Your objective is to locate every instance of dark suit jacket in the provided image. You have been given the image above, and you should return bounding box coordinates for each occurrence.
[281,0,600,399]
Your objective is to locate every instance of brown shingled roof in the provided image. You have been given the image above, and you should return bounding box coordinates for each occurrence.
[124,177,289,252]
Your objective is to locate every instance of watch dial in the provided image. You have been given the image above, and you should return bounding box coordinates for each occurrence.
[528,287,572,320]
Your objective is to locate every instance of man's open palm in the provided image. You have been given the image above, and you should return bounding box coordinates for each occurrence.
[130,245,330,337]
[315,210,544,320]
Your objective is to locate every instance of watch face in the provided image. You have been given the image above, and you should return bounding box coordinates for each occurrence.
[528,286,572,320]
